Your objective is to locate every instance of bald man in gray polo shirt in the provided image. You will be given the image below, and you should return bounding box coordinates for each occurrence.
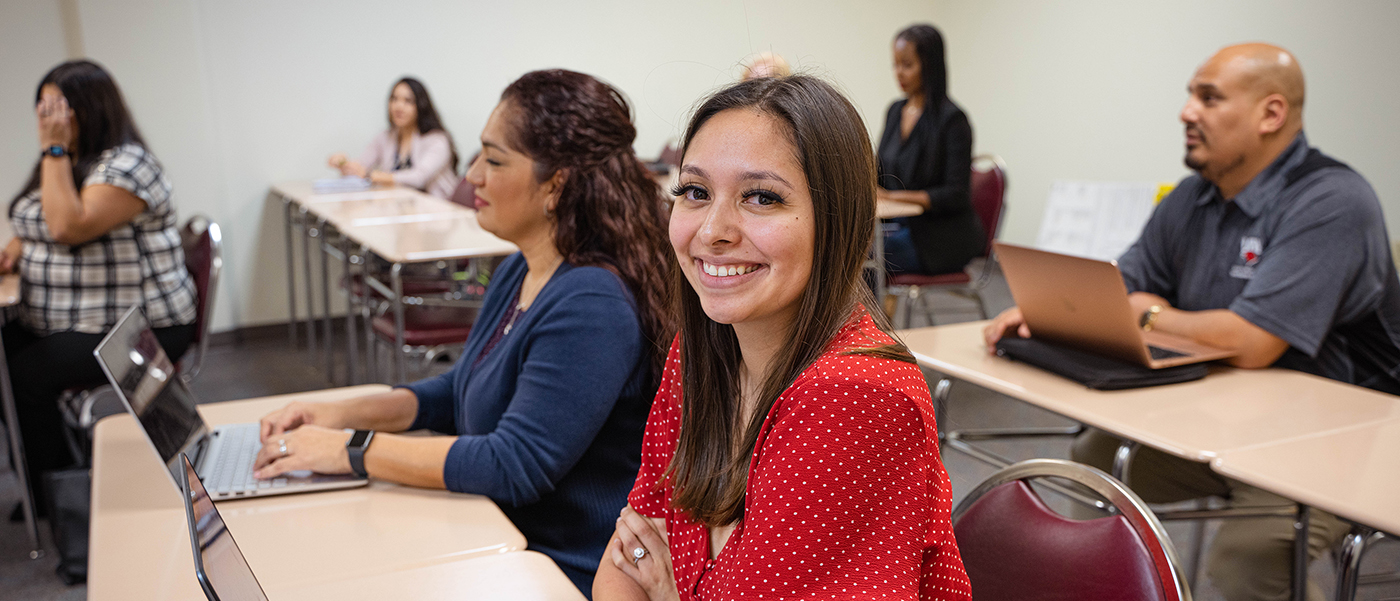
[987,44,1400,601]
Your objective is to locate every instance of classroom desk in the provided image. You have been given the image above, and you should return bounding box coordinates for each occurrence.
[877,198,923,219]
[267,550,584,601]
[337,212,514,382]
[869,199,925,299]
[1213,420,1400,600]
[271,182,516,384]
[899,321,1400,463]
[306,191,466,230]
[1213,420,1400,537]
[900,321,1400,601]
[0,273,42,560]
[88,385,530,601]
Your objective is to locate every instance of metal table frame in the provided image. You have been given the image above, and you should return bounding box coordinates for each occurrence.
[276,187,499,385]
[0,328,43,559]
[930,375,1317,601]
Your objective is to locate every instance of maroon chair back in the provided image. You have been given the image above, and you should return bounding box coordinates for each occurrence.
[182,221,214,344]
[449,151,482,208]
[969,155,1007,257]
[180,216,221,380]
[658,143,681,167]
[955,480,1173,601]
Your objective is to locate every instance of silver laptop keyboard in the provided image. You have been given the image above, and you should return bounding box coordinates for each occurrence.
[205,424,288,496]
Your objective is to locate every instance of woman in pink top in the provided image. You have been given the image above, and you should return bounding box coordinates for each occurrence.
[328,77,460,199]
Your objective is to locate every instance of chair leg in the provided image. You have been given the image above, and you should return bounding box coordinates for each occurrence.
[969,288,987,320]
[1187,499,1208,590]
[1336,527,1384,601]
[914,286,938,327]
[892,289,910,330]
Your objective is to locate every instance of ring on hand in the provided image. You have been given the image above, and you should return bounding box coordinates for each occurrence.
[277,439,288,457]
[632,546,647,566]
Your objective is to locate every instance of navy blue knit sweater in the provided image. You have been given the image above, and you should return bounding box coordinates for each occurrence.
[402,253,653,595]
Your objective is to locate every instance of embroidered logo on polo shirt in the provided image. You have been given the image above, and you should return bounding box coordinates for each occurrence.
[1231,236,1263,279]
[1240,236,1263,266]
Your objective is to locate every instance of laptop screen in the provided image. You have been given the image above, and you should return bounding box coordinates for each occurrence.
[94,306,206,480]
[181,454,269,601]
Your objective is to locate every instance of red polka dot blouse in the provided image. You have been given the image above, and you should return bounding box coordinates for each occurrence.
[629,308,972,600]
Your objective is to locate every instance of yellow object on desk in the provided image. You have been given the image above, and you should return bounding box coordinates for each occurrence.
[1154,183,1175,204]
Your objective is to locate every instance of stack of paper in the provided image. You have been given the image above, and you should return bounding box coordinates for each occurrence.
[312,176,371,194]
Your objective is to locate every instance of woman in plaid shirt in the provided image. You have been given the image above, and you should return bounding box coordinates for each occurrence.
[1,60,197,516]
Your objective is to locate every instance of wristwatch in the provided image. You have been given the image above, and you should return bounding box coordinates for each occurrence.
[1139,305,1164,332]
[346,429,375,478]
[41,145,68,159]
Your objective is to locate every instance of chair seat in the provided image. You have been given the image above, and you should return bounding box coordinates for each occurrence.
[371,305,478,347]
[888,271,972,287]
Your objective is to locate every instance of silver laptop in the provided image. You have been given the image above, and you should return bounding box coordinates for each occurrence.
[94,305,367,500]
[179,453,270,601]
[995,242,1238,369]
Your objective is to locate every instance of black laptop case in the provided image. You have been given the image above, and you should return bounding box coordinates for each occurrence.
[994,336,1208,390]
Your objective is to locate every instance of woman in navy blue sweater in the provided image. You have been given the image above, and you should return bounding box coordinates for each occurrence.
[252,70,673,595]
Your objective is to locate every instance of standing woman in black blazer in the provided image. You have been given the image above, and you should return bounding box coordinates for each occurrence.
[877,24,983,276]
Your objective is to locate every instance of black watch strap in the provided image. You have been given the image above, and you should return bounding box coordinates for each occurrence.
[41,145,68,159]
[346,429,374,478]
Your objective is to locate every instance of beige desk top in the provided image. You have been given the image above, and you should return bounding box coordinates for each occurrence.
[306,193,470,229]
[0,274,17,307]
[267,550,585,601]
[337,212,516,264]
[89,385,529,601]
[900,321,1400,463]
[1213,419,1400,536]
[877,198,923,219]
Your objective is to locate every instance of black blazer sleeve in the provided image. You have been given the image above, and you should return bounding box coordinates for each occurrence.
[922,110,973,219]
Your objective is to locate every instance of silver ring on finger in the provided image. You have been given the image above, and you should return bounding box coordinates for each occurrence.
[632,545,647,566]
[278,439,288,457]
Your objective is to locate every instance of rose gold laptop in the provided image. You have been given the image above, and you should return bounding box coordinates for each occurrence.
[994,242,1237,369]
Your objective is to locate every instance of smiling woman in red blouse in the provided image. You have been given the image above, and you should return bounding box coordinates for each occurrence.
[594,76,971,601]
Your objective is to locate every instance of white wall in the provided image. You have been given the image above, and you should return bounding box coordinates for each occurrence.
[9,0,1397,332]
[0,0,933,332]
[0,1,71,242]
[932,0,1400,247]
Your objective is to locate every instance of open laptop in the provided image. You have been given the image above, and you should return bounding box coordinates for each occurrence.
[94,305,366,500]
[179,453,270,601]
[994,242,1237,368]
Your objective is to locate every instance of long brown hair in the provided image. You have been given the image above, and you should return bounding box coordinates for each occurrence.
[499,69,674,373]
[665,76,915,526]
[11,60,146,214]
[390,77,459,172]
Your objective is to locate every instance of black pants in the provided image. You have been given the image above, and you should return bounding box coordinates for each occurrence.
[2,321,195,511]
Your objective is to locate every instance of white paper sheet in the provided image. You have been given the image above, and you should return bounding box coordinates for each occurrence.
[1035,180,1161,262]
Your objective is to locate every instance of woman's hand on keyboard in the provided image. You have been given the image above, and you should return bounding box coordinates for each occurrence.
[260,401,345,443]
[253,424,354,478]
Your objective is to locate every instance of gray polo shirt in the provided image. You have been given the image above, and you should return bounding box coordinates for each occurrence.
[1119,132,1400,393]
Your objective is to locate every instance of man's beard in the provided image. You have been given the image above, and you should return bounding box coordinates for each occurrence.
[1184,151,1207,172]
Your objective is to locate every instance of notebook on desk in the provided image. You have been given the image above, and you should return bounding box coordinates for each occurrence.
[994,242,1237,369]
[312,176,371,194]
[94,305,366,501]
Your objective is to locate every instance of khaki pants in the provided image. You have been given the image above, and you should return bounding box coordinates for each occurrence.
[1072,428,1347,601]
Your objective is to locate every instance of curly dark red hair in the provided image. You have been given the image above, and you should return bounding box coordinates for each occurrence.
[500,69,674,373]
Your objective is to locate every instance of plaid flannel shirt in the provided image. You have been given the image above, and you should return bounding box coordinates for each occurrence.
[10,143,196,335]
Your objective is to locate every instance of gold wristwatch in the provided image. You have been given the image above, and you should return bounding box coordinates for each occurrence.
[1139,305,1164,332]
